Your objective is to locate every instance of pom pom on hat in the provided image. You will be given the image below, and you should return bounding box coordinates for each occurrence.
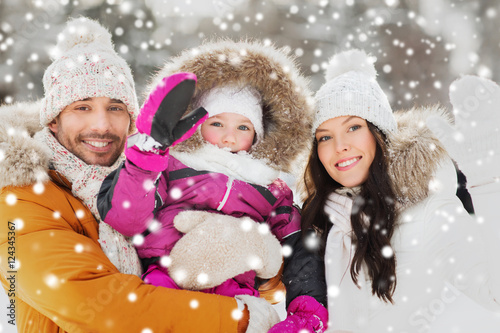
[52,17,114,59]
[313,49,397,135]
[41,17,138,128]
[325,49,377,82]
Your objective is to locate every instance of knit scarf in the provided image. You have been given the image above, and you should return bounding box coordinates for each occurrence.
[40,128,142,276]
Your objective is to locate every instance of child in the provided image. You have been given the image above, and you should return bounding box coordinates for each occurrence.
[299,49,500,332]
[98,40,328,331]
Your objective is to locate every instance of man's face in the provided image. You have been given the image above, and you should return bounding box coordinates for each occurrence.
[49,97,130,166]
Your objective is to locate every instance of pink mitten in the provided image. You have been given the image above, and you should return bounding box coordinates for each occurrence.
[268,295,328,333]
[204,271,260,297]
[125,73,208,171]
[142,263,180,289]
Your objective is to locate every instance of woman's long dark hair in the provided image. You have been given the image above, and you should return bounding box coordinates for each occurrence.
[301,122,398,303]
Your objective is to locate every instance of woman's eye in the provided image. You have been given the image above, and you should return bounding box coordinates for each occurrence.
[238,125,249,131]
[75,106,90,111]
[348,125,361,132]
[109,106,124,111]
[318,135,331,142]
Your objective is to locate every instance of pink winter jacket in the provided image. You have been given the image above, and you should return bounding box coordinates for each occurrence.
[98,156,301,260]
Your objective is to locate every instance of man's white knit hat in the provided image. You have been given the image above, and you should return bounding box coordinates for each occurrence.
[195,85,264,140]
[40,17,138,126]
[314,49,397,135]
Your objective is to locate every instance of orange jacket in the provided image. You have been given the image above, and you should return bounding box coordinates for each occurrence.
[0,170,241,332]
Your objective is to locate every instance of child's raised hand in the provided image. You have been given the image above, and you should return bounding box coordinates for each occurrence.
[125,73,208,171]
[136,72,207,148]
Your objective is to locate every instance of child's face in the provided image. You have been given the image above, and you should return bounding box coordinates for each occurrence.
[200,112,256,152]
[315,115,376,188]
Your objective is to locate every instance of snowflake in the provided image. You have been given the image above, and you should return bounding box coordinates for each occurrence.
[173,268,187,283]
[240,218,253,232]
[128,292,137,302]
[33,182,45,194]
[231,308,243,320]
[282,244,292,257]
[381,245,394,258]
[257,223,270,235]
[190,299,199,309]
[143,179,155,191]
[247,255,263,270]
[148,219,161,233]
[196,272,209,285]
[44,273,60,289]
[75,243,84,253]
[328,285,340,298]
[273,290,285,303]
[132,234,145,246]
[160,255,171,267]
[6,194,17,205]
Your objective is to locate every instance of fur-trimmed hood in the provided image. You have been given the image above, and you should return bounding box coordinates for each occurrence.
[0,101,51,188]
[389,105,452,208]
[148,39,314,173]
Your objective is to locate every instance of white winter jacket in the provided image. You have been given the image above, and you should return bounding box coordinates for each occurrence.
[325,106,500,333]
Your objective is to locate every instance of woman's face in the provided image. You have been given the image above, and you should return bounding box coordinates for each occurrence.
[315,116,377,188]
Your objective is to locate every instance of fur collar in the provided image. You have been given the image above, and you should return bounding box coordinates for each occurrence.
[148,39,314,174]
[0,101,51,188]
[170,144,279,186]
[389,105,452,208]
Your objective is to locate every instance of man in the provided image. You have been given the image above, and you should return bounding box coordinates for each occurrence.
[0,17,264,332]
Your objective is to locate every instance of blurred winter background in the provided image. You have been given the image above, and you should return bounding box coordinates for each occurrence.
[1,0,500,331]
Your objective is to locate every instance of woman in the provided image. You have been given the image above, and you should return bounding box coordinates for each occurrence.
[301,49,500,332]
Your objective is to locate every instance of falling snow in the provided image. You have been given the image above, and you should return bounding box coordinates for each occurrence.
[2,1,500,332]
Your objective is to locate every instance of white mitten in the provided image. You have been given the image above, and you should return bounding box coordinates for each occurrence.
[172,210,215,233]
[235,294,281,333]
[426,75,500,188]
[169,211,283,290]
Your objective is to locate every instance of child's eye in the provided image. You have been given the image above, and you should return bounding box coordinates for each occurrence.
[238,125,249,131]
[317,135,331,142]
[348,125,361,132]
[210,122,222,127]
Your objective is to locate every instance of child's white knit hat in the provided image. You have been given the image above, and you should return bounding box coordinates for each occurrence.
[314,49,397,135]
[195,85,264,140]
[40,17,138,126]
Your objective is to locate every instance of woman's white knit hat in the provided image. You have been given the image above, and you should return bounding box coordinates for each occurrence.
[314,49,397,135]
[40,17,138,126]
[195,85,264,140]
